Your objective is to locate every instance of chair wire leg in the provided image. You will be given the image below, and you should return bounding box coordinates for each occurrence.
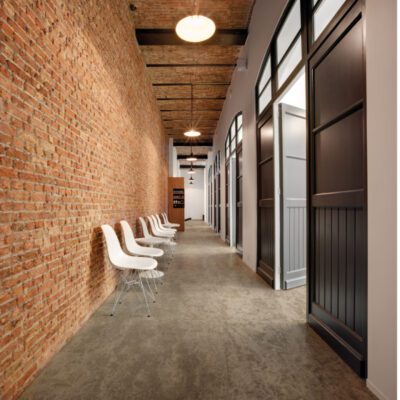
[138,275,151,317]
[152,269,158,293]
[144,275,156,303]
[111,274,125,316]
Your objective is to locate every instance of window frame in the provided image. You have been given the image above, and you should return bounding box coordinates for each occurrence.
[225,112,243,162]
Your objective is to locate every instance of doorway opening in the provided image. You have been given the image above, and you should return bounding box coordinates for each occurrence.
[273,69,307,290]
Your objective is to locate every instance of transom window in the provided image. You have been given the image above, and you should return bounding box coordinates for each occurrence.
[256,55,272,115]
[256,0,347,118]
[225,113,243,159]
[276,0,302,88]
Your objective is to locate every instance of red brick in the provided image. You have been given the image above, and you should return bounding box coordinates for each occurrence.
[0,0,168,398]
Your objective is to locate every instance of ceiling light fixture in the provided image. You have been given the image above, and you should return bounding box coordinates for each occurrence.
[184,129,201,138]
[186,146,198,161]
[183,84,202,137]
[176,15,216,43]
[187,163,196,175]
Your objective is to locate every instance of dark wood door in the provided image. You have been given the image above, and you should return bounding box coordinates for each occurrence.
[225,163,230,243]
[217,173,221,233]
[213,175,217,231]
[257,114,274,286]
[307,2,367,377]
[236,145,243,253]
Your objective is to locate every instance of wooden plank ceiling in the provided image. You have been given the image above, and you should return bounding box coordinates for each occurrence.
[132,0,255,140]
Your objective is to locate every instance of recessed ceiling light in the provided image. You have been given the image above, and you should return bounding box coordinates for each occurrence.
[176,15,216,43]
[184,129,201,137]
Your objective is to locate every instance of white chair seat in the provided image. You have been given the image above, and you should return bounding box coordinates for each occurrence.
[114,253,157,270]
[139,270,164,279]
[136,236,169,246]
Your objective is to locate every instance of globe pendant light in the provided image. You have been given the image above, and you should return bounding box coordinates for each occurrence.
[176,15,216,43]
[184,84,202,137]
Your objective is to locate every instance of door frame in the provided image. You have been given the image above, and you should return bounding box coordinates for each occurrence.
[236,140,243,254]
[256,107,275,286]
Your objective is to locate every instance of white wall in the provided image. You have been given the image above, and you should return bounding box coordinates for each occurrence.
[182,169,205,220]
[213,0,287,270]
[168,139,180,177]
[211,0,397,398]
[366,1,397,399]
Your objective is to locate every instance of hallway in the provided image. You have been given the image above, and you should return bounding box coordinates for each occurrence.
[21,221,374,400]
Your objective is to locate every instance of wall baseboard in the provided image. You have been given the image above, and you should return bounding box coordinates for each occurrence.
[366,380,389,400]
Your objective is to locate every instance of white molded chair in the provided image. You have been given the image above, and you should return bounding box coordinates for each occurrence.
[137,217,170,246]
[156,214,177,233]
[154,214,176,235]
[101,224,156,317]
[162,212,180,228]
[148,215,175,239]
[147,216,176,258]
[120,220,164,291]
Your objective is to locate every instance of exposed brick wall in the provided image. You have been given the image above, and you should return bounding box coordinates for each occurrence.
[0,1,168,398]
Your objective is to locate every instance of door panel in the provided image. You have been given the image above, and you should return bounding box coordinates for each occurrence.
[314,19,363,126]
[258,116,274,285]
[280,104,307,289]
[308,2,367,377]
[236,148,243,252]
[225,163,230,243]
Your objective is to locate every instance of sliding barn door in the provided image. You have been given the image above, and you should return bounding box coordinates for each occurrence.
[280,104,307,289]
[257,115,274,286]
[308,2,367,377]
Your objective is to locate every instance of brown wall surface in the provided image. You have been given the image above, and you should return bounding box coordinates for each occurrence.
[0,1,167,398]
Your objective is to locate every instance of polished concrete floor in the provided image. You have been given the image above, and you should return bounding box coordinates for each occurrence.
[21,221,375,400]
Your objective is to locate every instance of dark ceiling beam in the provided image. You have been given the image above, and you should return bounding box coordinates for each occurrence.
[179,165,205,169]
[136,29,247,46]
[173,139,213,147]
[177,154,208,160]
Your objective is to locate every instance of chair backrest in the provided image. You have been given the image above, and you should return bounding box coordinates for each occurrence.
[139,217,151,238]
[101,224,124,267]
[120,220,140,253]
[161,213,167,224]
[156,214,164,227]
[152,215,163,231]
[164,212,171,224]
[147,215,159,235]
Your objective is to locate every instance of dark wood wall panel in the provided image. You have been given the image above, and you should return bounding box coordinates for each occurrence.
[257,115,274,285]
[260,207,274,268]
[308,2,367,377]
[314,20,363,127]
[315,110,364,194]
[314,207,365,334]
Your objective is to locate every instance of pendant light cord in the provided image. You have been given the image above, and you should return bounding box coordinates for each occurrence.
[190,83,193,128]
